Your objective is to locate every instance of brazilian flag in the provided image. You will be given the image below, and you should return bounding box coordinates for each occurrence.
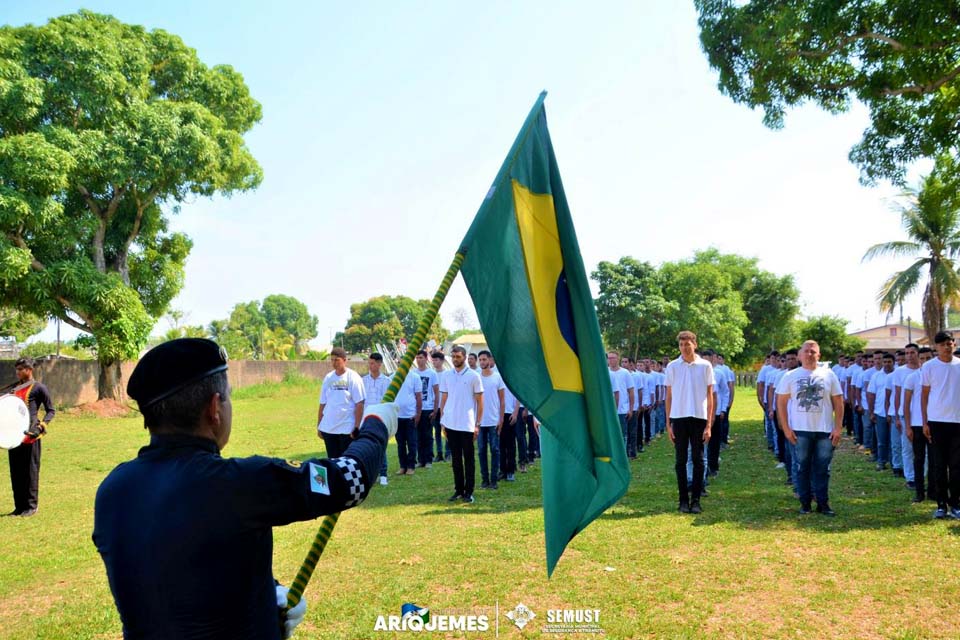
[459,92,629,576]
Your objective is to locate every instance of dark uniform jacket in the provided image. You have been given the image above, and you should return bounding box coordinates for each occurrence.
[92,418,386,639]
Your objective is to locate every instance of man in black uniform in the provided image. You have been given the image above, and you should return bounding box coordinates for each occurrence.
[7,357,55,517]
[92,338,395,639]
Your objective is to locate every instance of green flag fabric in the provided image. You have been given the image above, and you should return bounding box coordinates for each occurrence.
[459,92,630,576]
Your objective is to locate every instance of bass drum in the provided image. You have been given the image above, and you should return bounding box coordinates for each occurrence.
[0,394,29,449]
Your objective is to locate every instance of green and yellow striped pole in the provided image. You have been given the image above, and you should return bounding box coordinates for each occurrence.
[286,251,466,609]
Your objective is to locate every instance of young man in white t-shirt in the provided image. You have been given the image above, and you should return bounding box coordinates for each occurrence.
[430,351,450,462]
[318,347,365,459]
[362,353,391,485]
[665,331,715,514]
[439,346,484,504]
[904,347,934,502]
[920,331,960,519]
[394,364,423,477]
[867,352,896,471]
[776,340,843,516]
[608,351,635,458]
[414,350,439,469]
[477,351,505,490]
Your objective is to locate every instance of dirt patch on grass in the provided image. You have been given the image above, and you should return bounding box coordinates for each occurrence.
[66,399,136,418]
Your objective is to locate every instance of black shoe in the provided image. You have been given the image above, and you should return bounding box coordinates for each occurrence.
[700,488,709,497]
[799,504,812,515]
[876,463,887,471]
[490,483,498,490]
[434,455,444,463]
[690,502,702,514]
[708,470,719,478]
[480,481,490,489]
[678,502,691,514]
[5,510,20,517]
[461,494,475,504]
[17,508,36,517]
[892,468,904,478]
[816,504,835,517]
[448,492,462,502]
[912,495,925,503]
[906,480,916,489]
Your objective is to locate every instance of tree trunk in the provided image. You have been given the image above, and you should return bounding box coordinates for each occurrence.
[922,281,944,343]
[98,358,124,401]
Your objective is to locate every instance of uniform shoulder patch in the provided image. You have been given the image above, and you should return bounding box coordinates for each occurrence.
[308,462,330,495]
[285,459,302,468]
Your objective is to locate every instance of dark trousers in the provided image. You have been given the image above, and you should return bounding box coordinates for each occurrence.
[641,409,652,443]
[673,417,706,504]
[516,415,529,465]
[911,426,932,500]
[416,412,434,466]
[320,432,352,459]
[447,429,476,497]
[929,421,960,508]
[720,409,730,444]
[526,416,540,458]
[843,402,853,435]
[626,412,638,457]
[853,410,864,445]
[9,439,41,512]
[396,417,418,470]
[775,413,787,463]
[500,414,516,475]
[708,413,722,473]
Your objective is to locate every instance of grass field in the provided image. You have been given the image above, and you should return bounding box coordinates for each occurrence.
[1,383,958,639]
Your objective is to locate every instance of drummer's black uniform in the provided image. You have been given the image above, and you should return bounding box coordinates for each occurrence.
[8,382,55,515]
[93,418,386,640]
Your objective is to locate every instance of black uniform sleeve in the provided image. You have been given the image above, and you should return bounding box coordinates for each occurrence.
[236,415,388,528]
[34,384,55,425]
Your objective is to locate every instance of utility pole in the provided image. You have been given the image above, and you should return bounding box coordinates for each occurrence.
[907,315,912,343]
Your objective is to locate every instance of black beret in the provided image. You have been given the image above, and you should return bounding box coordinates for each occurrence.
[127,338,229,408]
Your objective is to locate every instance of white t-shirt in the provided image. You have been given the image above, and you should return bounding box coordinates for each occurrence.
[665,356,715,420]
[845,364,863,403]
[714,366,731,414]
[415,366,439,410]
[643,371,657,407]
[920,356,960,423]
[889,365,914,416]
[656,371,666,401]
[319,369,366,435]
[776,366,842,433]
[362,373,391,405]
[479,370,506,427]
[396,370,422,419]
[609,367,633,415]
[905,369,924,427]
[440,367,484,431]
[504,386,517,414]
[867,370,892,417]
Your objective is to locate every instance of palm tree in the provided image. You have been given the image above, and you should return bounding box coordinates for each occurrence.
[863,173,960,342]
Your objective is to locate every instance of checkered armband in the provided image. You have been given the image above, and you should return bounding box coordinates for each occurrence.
[331,457,367,508]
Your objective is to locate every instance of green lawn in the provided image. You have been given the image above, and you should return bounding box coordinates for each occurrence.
[1,384,958,639]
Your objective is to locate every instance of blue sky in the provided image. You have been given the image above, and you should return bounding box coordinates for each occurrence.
[10,1,924,347]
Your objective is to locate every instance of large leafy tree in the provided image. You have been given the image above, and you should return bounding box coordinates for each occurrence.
[0,12,262,398]
[796,315,867,361]
[0,306,45,341]
[335,295,448,354]
[862,164,960,340]
[591,257,677,359]
[261,294,318,354]
[691,249,799,363]
[696,1,960,184]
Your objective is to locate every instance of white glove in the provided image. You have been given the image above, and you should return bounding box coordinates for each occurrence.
[276,585,307,639]
[362,402,399,439]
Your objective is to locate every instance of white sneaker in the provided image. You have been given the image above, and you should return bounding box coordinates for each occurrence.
[775,462,785,469]
[379,476,388,486]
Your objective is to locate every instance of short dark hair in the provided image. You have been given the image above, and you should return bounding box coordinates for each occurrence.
[934,330,954,344]
[330,347,347,359]
[14,357,35,369]
[784,348,799,356]
[904,343,919,351]
[919,347,933,354]
[895,350,905,356]
[431,351,445,359]
[468,352,478,358]
[768,350,780,357]
[478,350,492,359]
[417,349,428,358]
[451,346,467,356]
[142,371,229,433]
[883,353,894,361]
[701,349,716,357]
[368,353,383,362]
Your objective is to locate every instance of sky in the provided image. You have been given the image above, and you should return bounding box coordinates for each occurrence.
[9,1,928,348]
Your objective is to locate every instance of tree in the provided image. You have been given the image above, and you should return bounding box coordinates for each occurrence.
[0,12,262,398]
[862,166,960,341]
[691,249,800,363]
[224,302,267,359]
[659,259,749,360]
[695,1,960,185]
[796,315,867,362]
[262,327,295,361]
[451,307,474,331]
[591,257,677,359]
[335,295,448,353]
[261,294,318,354]
[0,307,46,341]
[20,339,95,360]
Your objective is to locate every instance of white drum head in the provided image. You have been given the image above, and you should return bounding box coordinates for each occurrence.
[0,394,29,449]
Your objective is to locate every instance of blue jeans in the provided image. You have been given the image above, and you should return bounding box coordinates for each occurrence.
[875,416,891,465]
[478,426,500,484]
[626,413,639,457]
[433,412,450,460]
[618,414,628,454]
[794,431,835,506]
[396,417,418,470]
[764,409,778,454]
[864,416,877,459]
[853,410,863,445]
[890,416,903,470]
[686,441,709,486]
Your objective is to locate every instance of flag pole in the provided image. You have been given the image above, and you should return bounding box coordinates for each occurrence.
[286,251,466,609]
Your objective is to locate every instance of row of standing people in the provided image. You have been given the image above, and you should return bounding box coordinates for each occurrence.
[317,346,541,505]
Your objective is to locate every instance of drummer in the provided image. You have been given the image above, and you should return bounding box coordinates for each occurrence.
[6,357,55,517]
